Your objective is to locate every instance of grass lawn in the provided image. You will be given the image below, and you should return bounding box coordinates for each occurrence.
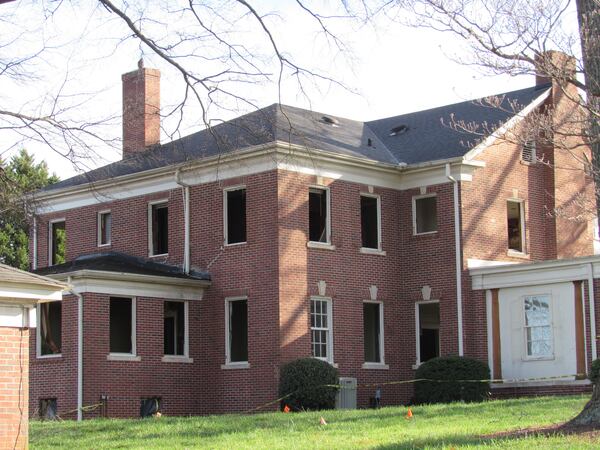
[30,395,599,449]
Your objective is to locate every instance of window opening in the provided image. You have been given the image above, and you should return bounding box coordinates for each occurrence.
[110,297,133,354]
[228,298,248,363]
[414,196,437,234]
[164,301,185,356]
[309,188,329,243]
[361,195,379,249]
[50,221,66,265]
[507,200,524,252]
[140,397,161,418]
[524,295,553,358]
[226,188,246,244]
[522,140,536,163]
[99,211,112,246]
[39,398,58,420]
[151,203,168,255]
[39,302,62,355]
[418,302,440,363]
[363,302,382,363]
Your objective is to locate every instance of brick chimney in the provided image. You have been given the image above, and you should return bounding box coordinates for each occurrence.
[122,59,160,159]
[535,50,576,87]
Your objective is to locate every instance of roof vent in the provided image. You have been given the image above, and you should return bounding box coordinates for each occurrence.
[389,124,409,136]
[320,116,339,127]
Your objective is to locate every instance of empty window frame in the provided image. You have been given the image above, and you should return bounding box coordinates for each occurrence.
[521,139,536,163]
[361,194,381,250]
[363,301,384,364]
[164,301,187,357]
[109,297,136,355]
[39,398,58,420]
[523,295,553,359]
[309,187,330,243]
[413,195,437,235]
[225,297,248,364]
[310,297,333,362]
[49,219,66,266]
[507,200,525,253]
[37,301,62,357]
[98,210,112,247]
[224,187,247,245]
[149,201,168,256]
[416,301,440,365]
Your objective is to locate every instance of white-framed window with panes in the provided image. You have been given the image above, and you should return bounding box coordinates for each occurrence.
[310,297,333,363]
[523,294,554,360]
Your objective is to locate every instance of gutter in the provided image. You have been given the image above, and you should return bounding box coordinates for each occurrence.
[446,163,464,356]
[175,170,191,274]
[32,216,37,270]
[67,276,84,422]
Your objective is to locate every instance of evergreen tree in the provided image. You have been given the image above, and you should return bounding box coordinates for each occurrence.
[0,150,59,270]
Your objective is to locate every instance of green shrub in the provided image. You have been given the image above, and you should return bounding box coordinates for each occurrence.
[279,358,339,411]
[589,359,600,384]
[414,356,490,404]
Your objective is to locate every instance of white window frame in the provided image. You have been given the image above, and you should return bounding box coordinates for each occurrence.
[162,300,191,362]
[507,199,526,255]
[36,301,62,359]
[360,193,383,253]
[522,294,554,361]
[108,296,137,360]
[223,296,249,368]
[308,186,332,246]
[223,185,247,246]
[310,296,334,364]
[412,193,438,236]
[97,210,112,247]
[414,300,440,367]
[362,300,387,368]
[48,218,66,266]
[148,199,169,257]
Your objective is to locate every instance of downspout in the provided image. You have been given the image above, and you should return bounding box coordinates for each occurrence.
[175,169,191,274]
[446,163,464,356]
[588,263,597,360]
[68,276,84,422]
[32,216,37,270]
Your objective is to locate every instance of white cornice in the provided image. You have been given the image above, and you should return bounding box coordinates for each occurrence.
[43,269,209,301]
[35,141,486,214]
[470,255,600,290]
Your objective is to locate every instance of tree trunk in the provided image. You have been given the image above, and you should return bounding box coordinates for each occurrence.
[568,380,600,426]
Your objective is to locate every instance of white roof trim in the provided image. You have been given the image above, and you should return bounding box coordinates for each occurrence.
[463,88,551,161]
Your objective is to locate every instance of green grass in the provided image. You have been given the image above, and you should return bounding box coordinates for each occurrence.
[30,395,597,449]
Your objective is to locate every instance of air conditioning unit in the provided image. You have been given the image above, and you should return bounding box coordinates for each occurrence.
[335,377,357,409]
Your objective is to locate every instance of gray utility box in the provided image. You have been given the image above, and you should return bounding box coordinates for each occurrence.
[335,377,357,409]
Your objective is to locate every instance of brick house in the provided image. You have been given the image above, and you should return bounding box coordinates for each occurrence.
[29,51,600,418]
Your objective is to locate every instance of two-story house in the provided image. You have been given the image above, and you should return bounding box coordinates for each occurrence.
[29,52,600,419]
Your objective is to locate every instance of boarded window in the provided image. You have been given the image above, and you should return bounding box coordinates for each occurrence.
[110,297,133,354]
[164,301,185,356]
[99,211,111,246]
[361,196,379,249]
[414,196,437,234]
[39,398,57,420]
[50,221,66,265]
[40,302,61,355]
[226,188,246,244]
[418,302,440,363]
[363,303,382,363]
[309,188,328,242]
[151,203,168,255]
[507,201,524,252]
[310,298,331,361]
[228,299,248,362]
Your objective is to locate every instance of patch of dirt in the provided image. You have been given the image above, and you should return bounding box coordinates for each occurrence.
[483,422,600,440]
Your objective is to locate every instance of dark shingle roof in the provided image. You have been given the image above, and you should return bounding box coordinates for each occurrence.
[34,252,210,281]
[44,84,550,191]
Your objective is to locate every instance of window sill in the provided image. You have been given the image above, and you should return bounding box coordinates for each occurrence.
[162,355,193,363]
[521,355,555,362]
[37,353,62,360]
[98,243,111,248]
[413,231,438,237]
[221,362,250,370]
[149,253,168,258]
[507,250,529,259]
[307,241,336,250]
[360,248,386,256]
[362,362,389,370]
[520,160,537,166]
[224,241,247,247]
[107,354,141,362]
[412,363,421,370]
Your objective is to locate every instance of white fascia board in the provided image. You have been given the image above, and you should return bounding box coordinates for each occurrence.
[46,270,209,301]
[463,88,552,161]
[0,305,28,327]
[470,255,600,290]
[0,283,65,303]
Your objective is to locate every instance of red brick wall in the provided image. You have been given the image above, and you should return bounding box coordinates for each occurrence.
[0,326,29,450]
